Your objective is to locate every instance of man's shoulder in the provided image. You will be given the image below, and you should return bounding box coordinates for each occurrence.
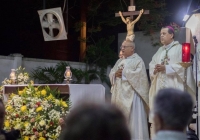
[115,58,123,64]
[130,53,141,59]
[171,41,182,51]
[173,41,181,46]
[157,41,181,50]
[129,53,144,64]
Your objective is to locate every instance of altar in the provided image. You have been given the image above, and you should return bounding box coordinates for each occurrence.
[3,84,105,108]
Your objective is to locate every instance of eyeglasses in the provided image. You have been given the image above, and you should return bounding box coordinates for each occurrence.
[120,45,132,49]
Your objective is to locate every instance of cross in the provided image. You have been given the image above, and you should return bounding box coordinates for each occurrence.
[115,0,149,18]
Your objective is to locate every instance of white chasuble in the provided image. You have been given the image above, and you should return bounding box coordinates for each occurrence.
[109,53,150,140]
[149,41,195,112]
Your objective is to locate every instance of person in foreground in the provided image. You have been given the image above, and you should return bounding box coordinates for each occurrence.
[0,99,20,140]
[60,103,131,140]
[152,88,193,140]
[109,40,149,140]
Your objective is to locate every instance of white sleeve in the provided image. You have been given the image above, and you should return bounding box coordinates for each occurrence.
[111,73,116,85]
[166,65,176,75]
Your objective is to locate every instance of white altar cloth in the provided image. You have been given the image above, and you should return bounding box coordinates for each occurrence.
[68,84,105,109]
[3,84,105,108]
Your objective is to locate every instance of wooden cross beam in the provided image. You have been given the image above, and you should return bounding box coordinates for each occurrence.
[115,0,149,18]
[115,10,149,17]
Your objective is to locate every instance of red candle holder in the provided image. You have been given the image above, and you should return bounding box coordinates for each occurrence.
[182,43,190,62]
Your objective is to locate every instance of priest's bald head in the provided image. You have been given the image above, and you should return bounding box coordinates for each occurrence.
[160,26,175,46]
[120,40,135,58]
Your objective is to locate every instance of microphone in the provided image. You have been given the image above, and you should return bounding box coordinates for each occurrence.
[193,36,198,44]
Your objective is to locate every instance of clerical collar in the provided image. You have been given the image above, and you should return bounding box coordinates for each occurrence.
[126,53,136,59]
[163,41,174,50]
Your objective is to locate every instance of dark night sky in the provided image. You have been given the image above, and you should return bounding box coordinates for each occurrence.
[0,0,200,60]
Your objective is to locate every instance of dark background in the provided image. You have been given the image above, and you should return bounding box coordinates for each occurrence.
[0,0,199,61]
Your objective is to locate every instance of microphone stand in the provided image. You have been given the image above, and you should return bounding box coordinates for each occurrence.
[193,36,199,137]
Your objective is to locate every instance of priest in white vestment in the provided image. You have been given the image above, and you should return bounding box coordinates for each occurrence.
[149,26,196,119]
[109,40,150,140]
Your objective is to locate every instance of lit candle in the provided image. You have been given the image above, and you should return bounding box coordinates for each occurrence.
[10,69,16,80]
[182,43,190,62]
[66,71,71,77]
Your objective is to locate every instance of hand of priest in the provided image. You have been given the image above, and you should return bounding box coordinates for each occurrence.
[153,69,158,75]
[155,64,165,72]
[115,69,123,78]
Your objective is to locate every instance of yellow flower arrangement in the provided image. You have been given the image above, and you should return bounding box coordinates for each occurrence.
[41,89,47,96]
[21,105,27,112]
[36,106,43,112]
[4,84,69,140]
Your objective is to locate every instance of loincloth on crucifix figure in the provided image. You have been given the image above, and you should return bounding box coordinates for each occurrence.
[119,9,144,41]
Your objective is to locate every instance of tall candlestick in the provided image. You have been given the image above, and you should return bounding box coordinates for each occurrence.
[182,43,190,62]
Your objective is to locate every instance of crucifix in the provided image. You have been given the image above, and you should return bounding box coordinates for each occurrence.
[115,0,149,41]
[115,0,149,18]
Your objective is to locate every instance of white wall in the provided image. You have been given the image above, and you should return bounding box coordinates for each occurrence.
[0,55,14,82]
[22,57,86,74]
[0,54,86,84]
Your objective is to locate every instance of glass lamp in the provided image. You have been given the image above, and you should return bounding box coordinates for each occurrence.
[64,66,72,84]
[9,69,16,84]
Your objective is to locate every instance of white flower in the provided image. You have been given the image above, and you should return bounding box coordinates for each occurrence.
[56,126,61,133]
[30,135,36,140]
[45,125,50,130]
[14,123,21,129]
[39,120,46,126]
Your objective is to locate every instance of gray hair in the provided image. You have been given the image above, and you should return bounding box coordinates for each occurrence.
[122,40,135,49]
[154,88,193,130]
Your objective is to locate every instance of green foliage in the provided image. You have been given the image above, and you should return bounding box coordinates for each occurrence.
[86,0,122,27]
[31,61,112,87]
[84,36,117,68]
[82,35,117,85]
[31,66,65,84]
[136,0,170,35]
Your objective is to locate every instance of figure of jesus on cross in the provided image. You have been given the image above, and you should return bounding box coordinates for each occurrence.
[119,9,144,41]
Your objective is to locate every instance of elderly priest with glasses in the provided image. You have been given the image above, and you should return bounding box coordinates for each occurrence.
[109,40,150,140]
